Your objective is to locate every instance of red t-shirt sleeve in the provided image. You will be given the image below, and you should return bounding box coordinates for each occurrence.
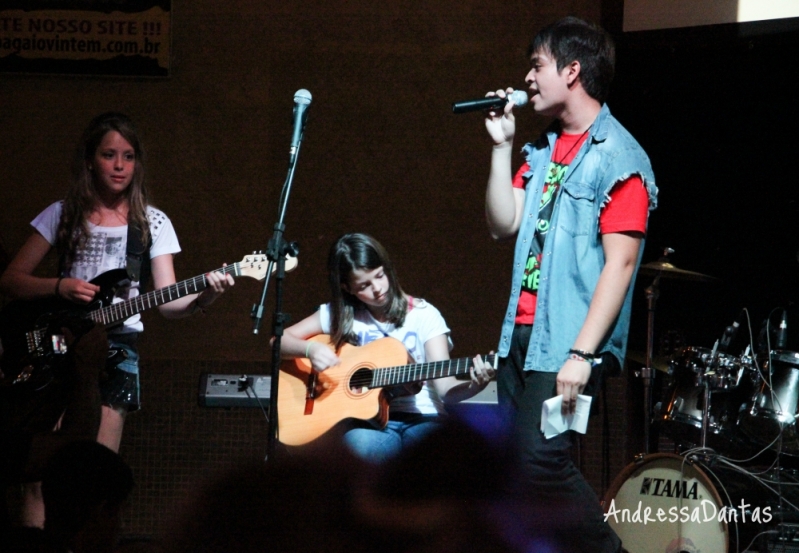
[512,165,648,233]
[512,163,530,189]
[599,176,649,235]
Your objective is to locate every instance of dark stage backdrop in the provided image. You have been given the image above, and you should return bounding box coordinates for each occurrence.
[612,22,799,361]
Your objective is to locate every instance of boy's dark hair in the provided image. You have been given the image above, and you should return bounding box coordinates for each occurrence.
[528,16,615,103]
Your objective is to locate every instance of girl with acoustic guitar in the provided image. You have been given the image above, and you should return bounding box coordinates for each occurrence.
[0,113,233,524]
[280,233,495,463]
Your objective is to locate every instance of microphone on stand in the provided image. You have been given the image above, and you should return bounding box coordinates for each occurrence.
[290,89,312,163]
[777,309,789,349]
[452,90,528,114]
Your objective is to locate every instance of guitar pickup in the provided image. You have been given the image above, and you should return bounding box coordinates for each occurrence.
[51,333,68,355]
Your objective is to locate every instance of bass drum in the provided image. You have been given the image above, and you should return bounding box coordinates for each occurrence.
[603,453,772,553]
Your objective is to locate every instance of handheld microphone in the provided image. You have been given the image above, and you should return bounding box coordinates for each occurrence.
[290,89,312,161]
[777,309,789,349]
[452,90,528,114]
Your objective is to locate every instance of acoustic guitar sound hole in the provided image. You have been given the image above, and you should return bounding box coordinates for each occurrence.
[349,367,374,395]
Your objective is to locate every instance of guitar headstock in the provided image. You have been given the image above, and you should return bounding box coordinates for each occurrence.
[238,253,299,281]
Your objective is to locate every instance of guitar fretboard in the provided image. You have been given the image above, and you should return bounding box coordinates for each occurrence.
[359,354,497,388]
[88,264,241,326]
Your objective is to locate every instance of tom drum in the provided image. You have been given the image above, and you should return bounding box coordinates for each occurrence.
[739,350,799,455]
[658,347,754,451]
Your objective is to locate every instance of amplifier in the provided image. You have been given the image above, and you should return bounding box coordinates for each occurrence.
[198,373,271,408]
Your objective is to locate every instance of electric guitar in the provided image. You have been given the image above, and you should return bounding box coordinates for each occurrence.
[0,253,296,389]
[277,334,496,446]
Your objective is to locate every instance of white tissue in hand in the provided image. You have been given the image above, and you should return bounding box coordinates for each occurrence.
[540,394,592,439]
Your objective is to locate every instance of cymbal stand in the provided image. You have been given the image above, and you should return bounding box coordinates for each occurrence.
[643,272,661,454]
[700,340,719,451]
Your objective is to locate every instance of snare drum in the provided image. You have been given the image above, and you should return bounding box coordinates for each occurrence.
[658,347,754,450]
[603,453,771,553]
[739,350,799,454]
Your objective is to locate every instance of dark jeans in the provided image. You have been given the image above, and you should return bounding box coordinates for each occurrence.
[496,324,621,553]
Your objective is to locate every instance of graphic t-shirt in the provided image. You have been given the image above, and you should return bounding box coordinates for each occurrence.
[513,132,649,324]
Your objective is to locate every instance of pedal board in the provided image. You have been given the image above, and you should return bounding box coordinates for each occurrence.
[198,373,271,408]
[766,523,799,550]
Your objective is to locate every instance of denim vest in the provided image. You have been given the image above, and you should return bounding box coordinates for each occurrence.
[497,104,658,371]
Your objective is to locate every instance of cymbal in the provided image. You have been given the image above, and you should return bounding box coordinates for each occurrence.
[638,260,718,283]
[625,350,672,373]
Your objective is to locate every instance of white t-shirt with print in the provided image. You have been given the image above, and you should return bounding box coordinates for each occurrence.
[318,298,452,415]
[31,201,181,334]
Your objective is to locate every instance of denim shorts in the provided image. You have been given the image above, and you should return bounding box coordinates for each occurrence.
[99,334,141,412]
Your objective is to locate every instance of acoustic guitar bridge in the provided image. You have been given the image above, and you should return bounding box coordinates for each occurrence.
[304,370,318,415]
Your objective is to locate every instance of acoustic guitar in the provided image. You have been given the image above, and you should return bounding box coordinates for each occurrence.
[277,334,496,445]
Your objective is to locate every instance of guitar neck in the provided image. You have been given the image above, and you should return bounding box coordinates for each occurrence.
[88,263,240,327]
[371,354,496,388]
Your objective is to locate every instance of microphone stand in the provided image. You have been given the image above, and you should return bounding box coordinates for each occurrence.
[251,117,305,463]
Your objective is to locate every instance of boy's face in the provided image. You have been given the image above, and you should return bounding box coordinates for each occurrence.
[525,48,574,117]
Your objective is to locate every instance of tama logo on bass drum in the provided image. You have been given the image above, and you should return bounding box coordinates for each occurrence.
[640,477,698,500]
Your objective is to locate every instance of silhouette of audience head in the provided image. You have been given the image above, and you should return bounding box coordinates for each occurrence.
[355,417,517,553]
[161,436,367,553]
[42,439,134,553]
[161,420,519,553]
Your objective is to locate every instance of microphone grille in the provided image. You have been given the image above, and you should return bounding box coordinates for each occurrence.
[510,90,528,107]
[294,89,312,105]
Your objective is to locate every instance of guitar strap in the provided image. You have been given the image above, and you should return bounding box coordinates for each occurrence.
[126,220,152,290]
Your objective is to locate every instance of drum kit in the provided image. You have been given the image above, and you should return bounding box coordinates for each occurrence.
[604,250,799,553]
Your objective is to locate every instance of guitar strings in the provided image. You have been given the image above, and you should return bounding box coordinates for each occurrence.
[345,355,496,390]
[92,263,241,325]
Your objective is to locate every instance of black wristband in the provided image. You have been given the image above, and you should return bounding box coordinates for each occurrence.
[568,348,596,361]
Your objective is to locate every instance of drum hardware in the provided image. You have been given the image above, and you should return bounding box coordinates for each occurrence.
[638,258,721,283]
[642,273,659,454]
[701,377,711,451]
[700,342,721,451]
[627,350,672,375]
[637,248,719,454]
[698,343,755,451]
[739,350,799,456]
[658,344,756,455]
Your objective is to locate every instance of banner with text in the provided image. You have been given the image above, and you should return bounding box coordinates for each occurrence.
[0,1,171,76]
